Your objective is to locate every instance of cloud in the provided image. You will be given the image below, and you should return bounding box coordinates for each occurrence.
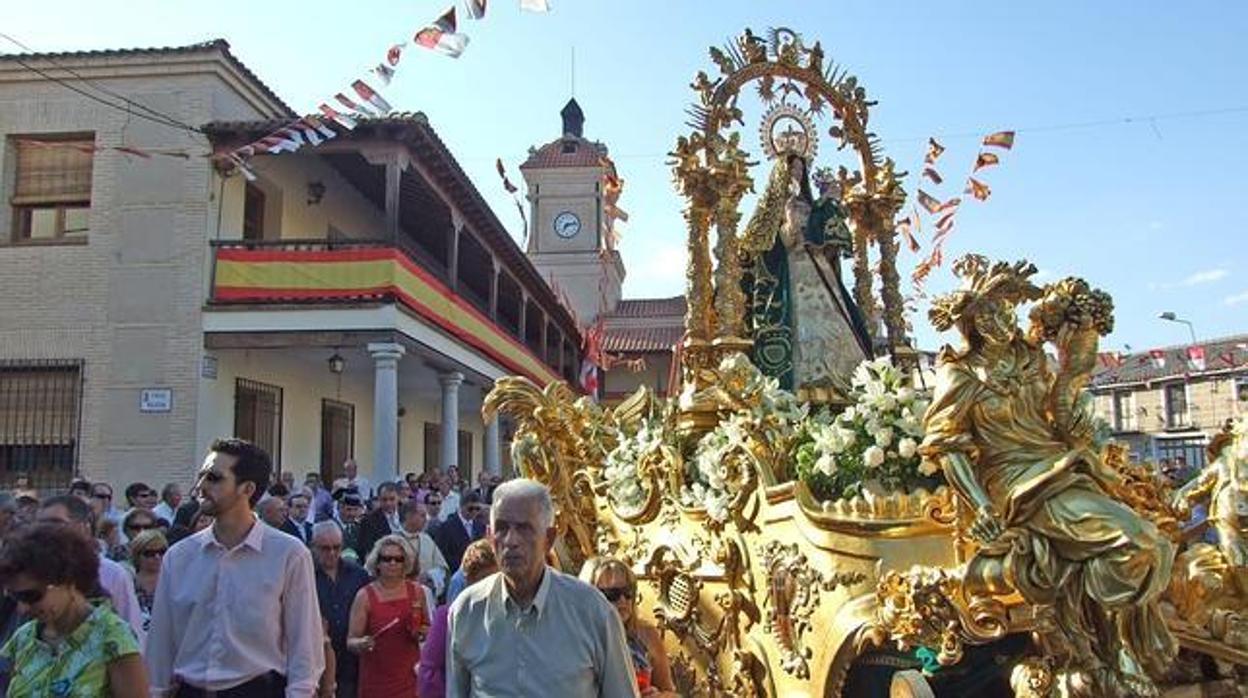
[1157,268,1229,289]
[1225,291,1248,306]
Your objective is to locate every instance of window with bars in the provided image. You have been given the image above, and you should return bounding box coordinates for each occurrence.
[234,378,283,467]
[0,360,83,492]
[320,399,354,484]
[422,423,474,474]
[10,136,94,241]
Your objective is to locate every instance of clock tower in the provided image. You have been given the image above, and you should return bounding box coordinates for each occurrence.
[520,98,625,325]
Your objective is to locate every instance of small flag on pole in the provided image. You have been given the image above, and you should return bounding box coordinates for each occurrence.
[964,177,991,201]
[916,189,941,214]
[982,130,1016,149]
[351,80,393,114]
[924,137,945,164]
[415,7,470,58]
[973,151,1000,172]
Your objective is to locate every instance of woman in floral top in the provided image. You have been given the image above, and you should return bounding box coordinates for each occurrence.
[0,522,148,697]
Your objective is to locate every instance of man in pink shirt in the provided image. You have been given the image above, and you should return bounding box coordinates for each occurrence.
[145,438,324,697]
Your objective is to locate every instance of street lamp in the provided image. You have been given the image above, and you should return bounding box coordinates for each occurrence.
[1158,311,1197,344]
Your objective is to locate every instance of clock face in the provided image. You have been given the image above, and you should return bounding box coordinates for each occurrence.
[553,211,582,239]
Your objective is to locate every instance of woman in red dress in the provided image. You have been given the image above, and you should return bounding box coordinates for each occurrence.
[347,534,429,697]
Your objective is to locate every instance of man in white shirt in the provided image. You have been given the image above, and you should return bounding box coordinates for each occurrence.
[36,495,146,648]
[447,479,638,698]
[152,483,182,524]
[146,438,324,697]
[398,500,449,598]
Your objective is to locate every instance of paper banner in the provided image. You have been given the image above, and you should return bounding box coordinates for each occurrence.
[982,130,1015,149]
[916,189,941,215]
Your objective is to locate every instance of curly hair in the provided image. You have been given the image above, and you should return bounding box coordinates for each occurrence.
[0,522,99,594]
[460,539,498,585]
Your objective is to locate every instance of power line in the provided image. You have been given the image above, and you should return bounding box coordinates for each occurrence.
[0,32,207,136]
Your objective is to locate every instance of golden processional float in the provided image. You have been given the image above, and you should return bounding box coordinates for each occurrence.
[484,28,1248,697]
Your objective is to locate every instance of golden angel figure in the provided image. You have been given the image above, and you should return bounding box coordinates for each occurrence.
[919,256,1176,697]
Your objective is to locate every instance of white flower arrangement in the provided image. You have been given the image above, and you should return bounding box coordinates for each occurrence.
[602,417,666,511]
[794,356,938,500]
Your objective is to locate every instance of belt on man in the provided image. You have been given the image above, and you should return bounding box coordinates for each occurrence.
[174,672,287,698]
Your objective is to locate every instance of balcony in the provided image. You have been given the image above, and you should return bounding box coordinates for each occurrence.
[208,239,565,386]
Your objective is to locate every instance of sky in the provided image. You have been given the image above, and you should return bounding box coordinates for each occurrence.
[6,1,1247,352]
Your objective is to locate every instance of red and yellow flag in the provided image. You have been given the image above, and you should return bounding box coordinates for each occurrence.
[982,130,1015,149]
[916,189,941,215]
[973,151,1000,172]
[964,177,991,201]
[924,137,946,164]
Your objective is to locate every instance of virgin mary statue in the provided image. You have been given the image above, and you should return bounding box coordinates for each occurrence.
[739,152,873,398]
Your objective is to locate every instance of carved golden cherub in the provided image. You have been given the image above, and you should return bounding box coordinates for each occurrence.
[1174,419,1248,593]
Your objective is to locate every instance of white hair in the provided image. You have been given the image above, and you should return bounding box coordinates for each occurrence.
[491,478,554,530]
[310,520,342,543]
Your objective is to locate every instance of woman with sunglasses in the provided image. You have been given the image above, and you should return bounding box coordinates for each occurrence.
[127,529,167,635]
[348,535,430,697]
[580,557,676,697]
[117,509,157,559]
[0,522,148,697]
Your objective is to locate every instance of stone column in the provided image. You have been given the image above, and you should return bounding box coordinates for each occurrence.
[484,411,501,476]
[439,372,464,474]
[368,342,405,483]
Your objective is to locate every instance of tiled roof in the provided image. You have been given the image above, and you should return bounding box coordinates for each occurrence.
[609,296,687,319]
[604,325,684,354]
[520,136,607,169]
[1090,333,1248,388]
[0,39,295,117]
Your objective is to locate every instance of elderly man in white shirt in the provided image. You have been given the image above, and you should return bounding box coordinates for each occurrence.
[146,438,324,697]
[447,479,638,698]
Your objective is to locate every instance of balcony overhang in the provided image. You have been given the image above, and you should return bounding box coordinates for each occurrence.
[208,244,563,387]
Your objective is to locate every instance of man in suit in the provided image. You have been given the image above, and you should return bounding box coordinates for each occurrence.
[432,489,485,573]
[286,492,314,544]
[354,481,400,559]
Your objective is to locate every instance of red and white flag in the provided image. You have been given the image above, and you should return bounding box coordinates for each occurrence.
[387,43,405,67]
[520,0,550,11]
[924,137,945,164]
[305,116,338,141]
[1149,349,1166,368]
[964,177,991,201]
[916,189,941,215]
[415,7,470,58]
[335,92,376,117]
[1186,345,1206,371]
[351,80,393,114]
[973,151,1000,172]
[982,130,1016,150]
[465,0,487,19]
[319,104,358,130]
[578,360,599,394]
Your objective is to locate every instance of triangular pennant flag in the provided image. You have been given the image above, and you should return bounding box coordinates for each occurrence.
[415,7,470,58]
[305,116,338,141]
[372,63,396,86]
[465,0,487,19]
[319,104,358,130]
[982,130,1015,150]
[335,92,376,117]
[924,137,945,164]
[921,166,943,185]
[519,0,550,11]
[964,177,991,201]
[387,43,406,67]
[916,189,941,215]
[281,127,307,147]
[973,151,1000,172]
[295,121,322,147]
[351,80,393,114]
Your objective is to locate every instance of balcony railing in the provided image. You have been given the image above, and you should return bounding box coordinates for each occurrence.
[208,239,563,386]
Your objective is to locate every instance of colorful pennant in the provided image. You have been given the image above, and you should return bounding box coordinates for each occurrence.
[921,166,943,185]
[982,130,1015,149]
[924,137,945,164]
[973,151,1000,172]
[916,189,941,215]
[415,7,470,57]
[964,177,991,201]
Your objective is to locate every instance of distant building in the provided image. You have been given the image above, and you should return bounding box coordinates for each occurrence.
[0,40,578,492]
[1089,335,1248,466]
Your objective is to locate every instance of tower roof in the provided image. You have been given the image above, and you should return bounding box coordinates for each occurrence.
[561,98,584,137]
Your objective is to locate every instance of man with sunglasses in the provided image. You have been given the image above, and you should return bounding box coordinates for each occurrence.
[311,521,368,698]
[36,495,146,647]
[146,438,324,698]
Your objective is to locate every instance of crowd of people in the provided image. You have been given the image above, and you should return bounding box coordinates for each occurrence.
[0,440,675,697]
